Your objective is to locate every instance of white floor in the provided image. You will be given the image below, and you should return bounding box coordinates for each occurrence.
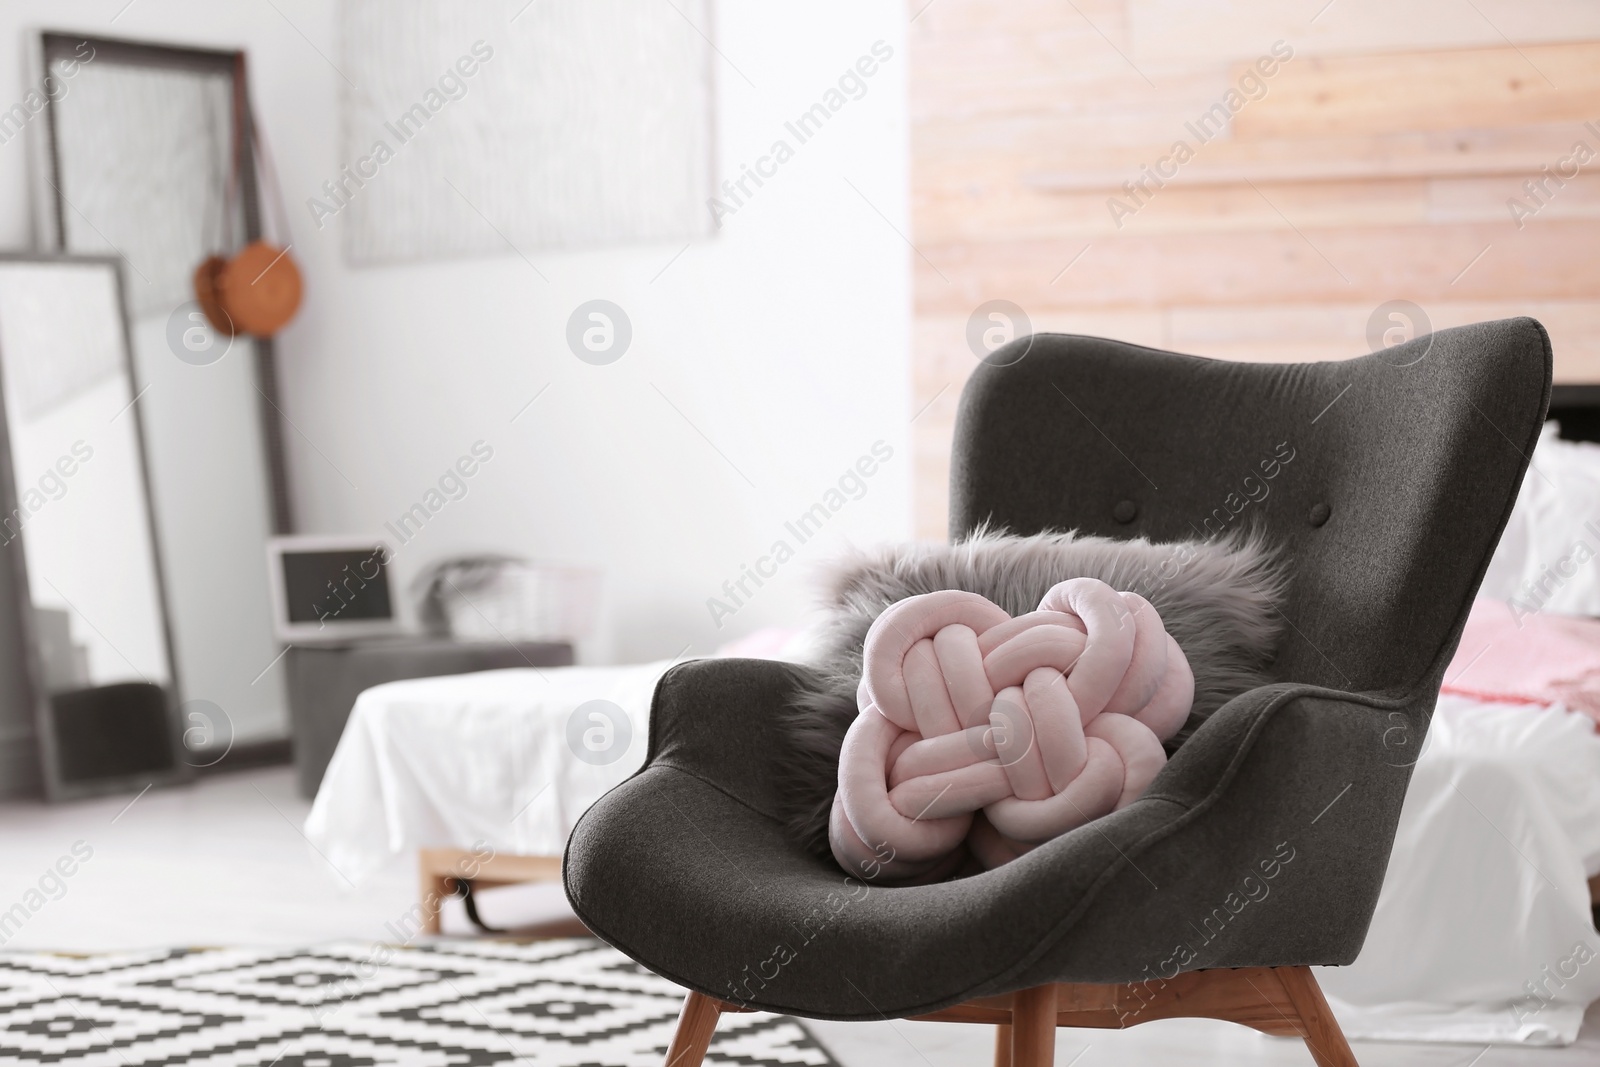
[0,765,418,950]
[0,766,1595,1067]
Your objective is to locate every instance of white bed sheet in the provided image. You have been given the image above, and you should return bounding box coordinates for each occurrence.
[306,670,1600,1045]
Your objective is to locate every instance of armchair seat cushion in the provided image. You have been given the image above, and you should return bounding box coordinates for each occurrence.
[568,757,1184,1018]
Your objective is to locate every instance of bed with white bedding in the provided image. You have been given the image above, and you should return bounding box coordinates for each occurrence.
[305,661,666,885]
[306,404,1600,1047]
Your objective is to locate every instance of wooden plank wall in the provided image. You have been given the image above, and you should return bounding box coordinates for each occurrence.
[910,0,1600,539]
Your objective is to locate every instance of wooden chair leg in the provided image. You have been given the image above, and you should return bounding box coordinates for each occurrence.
[904,968,1356,1065]
[664,991,723,1067]
[1277,967,1359,1067]
[992,1023,1012,1067]
[1009,985,1056,1067]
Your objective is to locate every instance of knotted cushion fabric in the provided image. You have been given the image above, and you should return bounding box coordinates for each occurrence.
[829,578,1194,880]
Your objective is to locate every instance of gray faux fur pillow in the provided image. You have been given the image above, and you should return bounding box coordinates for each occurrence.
[779,527,1285,857]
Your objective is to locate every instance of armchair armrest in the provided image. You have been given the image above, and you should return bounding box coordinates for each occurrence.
[1023,680,1437,982]
[1148,680,1427,811]
[643,657,821,823]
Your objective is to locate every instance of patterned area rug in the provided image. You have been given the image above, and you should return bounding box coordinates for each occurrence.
[0,939,839,1067]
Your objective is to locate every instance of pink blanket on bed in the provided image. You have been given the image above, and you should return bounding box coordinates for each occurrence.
[829,578,1193,881]
[1443,598,1600,728]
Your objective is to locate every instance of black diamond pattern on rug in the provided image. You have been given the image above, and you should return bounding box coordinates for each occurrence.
[0,939,840,1067]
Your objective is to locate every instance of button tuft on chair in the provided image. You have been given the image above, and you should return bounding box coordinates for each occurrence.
[1112,499,1138,523]
[1309,503,1332,527]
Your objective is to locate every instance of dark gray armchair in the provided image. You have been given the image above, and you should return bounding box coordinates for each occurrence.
[565,319,1551,1067]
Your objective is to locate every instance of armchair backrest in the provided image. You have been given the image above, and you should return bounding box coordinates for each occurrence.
[949,319,1552,696]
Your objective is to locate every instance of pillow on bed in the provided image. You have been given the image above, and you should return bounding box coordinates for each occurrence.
[778,527,1285,857]
[1479,422,1600,616]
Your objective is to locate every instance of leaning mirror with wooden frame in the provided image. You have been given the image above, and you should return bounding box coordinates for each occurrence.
[0,255,187,800]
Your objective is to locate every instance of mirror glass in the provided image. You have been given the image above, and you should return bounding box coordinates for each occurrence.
[0,257,180,795]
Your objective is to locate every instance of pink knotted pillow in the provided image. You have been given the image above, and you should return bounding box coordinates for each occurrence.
[829,577,1193,880]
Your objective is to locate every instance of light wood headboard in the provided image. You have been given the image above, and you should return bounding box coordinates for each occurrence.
[909,0,1600,537]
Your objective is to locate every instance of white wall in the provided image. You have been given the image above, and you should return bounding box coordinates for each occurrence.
[0,0,912,722]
